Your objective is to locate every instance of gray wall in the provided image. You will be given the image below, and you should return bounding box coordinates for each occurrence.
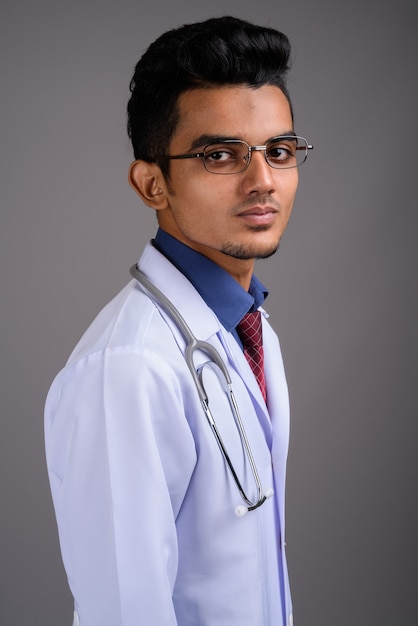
[1,0,417,624]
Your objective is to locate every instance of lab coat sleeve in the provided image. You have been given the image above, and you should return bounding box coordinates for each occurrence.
[45,344,197,626]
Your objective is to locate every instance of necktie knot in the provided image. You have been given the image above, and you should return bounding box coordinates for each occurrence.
[236,310,267,403]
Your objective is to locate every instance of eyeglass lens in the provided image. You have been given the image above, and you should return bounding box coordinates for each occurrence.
[203,136,308,174]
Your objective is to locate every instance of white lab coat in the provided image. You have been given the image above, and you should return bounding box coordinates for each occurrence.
[45,242,293,626]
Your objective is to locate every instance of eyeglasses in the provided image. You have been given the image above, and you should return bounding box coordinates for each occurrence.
[157,135,313,174]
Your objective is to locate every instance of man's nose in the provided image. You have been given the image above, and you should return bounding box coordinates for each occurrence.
[241,149,276,194]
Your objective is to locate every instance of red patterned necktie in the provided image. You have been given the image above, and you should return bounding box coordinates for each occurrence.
[236,310,267,403]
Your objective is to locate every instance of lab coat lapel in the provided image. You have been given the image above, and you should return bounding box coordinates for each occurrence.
[262,318,289,434]
[262,317,290,537]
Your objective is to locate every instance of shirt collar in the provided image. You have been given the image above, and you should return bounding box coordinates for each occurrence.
[153,229,268,332]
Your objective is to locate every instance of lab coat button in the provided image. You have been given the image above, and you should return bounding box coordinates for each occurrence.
[288,611,293,626]
[73,610,80,626]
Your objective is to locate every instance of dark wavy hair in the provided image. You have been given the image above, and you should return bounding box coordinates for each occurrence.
[127,16,292,175]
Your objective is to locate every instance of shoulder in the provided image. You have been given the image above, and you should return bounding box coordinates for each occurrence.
[64,281,163,364]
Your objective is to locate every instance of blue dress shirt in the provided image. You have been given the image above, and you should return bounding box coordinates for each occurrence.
[153,228,269,345]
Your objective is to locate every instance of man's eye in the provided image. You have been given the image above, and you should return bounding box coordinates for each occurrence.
[268,144,295,161]
[206,149,236,162]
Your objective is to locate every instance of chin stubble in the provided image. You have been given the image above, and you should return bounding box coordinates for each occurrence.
[220,236,280,260]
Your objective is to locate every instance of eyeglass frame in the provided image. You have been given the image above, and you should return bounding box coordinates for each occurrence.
[156,134,313,174]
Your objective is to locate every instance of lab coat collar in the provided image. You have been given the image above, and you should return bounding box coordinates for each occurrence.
[137,242,221,342]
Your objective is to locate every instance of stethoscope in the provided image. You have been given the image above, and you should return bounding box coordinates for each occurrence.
[130,264,274,517]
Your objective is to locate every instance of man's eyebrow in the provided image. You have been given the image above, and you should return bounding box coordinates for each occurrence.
[189,131,297,151]
[272,130,297,139]
[189,135,239,150]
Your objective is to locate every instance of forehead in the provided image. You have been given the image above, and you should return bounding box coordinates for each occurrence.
[171,84,293,148]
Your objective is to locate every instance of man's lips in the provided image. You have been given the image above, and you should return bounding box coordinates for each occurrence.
[234,195,281,217]
[236,203,279,225]
[238,205,278,216]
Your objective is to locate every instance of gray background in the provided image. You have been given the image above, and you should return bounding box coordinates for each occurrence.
[1,0,417,624]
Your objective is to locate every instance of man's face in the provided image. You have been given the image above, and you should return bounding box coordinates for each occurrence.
[156,84,299,278]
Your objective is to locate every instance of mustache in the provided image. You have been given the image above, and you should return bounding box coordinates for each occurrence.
[232,195,281,213]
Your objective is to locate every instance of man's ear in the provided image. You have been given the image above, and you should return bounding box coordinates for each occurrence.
[128,160,169,210]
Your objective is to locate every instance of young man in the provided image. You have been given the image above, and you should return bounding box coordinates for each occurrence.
[45,16,312,626]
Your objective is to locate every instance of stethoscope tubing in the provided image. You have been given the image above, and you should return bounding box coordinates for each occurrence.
[129,264,272,515]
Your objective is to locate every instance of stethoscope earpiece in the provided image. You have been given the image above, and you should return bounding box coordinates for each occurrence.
[234,488,274,518]
[235,505,248,517]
